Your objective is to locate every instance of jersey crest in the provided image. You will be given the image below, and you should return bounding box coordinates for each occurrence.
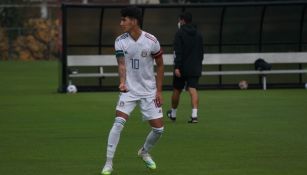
[141,49,148,57]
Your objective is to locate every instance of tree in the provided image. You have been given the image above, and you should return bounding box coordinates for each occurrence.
[0,28,9,60]
[13,18,60,60]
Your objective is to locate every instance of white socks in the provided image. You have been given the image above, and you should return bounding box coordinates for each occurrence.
[192,108,198,118]
[104,117,164,169]
[171,108,177,118]
[143,127,164,153]
[106,117,126,165]
[172,108,198,118]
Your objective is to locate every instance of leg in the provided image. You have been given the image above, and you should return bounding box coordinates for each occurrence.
[187,77,200,123]
[143,118,164,152]
[102,92,136,175]
[106,111,128,159]
[188,87,199,110]
[167,75,185,120]
[171,88,182,109]
[102,111,128,175]
[167,88,182,121]
[138,98,164,170]
[138,118,164,170]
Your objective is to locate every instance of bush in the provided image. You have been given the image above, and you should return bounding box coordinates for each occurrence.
[13,18,60,60]
[0,28,9,60]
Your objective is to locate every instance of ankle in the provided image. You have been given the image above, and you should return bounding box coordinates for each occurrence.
[105,157,113,166]
[171,108,177,117]
[192,108,198,118]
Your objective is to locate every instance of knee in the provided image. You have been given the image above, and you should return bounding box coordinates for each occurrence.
[113,117,126,131]
[152,126,164,135]
[173,88,182,95]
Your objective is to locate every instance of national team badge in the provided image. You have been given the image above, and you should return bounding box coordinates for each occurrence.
[141,50,148,57]
[119,101,125,107]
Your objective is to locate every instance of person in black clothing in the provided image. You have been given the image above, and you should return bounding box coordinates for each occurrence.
[167,11,204,123]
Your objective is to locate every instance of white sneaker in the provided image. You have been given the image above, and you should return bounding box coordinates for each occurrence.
[101,164,113,175]
[137,148,157,170]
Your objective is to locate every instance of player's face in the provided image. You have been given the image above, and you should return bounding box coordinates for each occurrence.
[120,17,137,32]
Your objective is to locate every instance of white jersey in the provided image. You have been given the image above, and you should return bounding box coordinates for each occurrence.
[115,31,163,97]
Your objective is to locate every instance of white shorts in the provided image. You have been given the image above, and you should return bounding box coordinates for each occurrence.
[115,92,163,121]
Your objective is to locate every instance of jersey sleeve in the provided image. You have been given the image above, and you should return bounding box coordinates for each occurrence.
[115,38,124,58]
[151,39,163,59]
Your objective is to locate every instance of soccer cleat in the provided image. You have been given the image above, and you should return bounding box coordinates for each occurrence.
[188,117,198,123]
[166,109,176,122]
[101,164,113,175]
[138,148,157,170]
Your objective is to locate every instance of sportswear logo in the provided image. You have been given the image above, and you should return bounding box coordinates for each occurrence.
[145,33,157,43]
[119,101,125,107]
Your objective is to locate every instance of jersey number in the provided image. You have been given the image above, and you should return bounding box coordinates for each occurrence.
[130,58,139,69]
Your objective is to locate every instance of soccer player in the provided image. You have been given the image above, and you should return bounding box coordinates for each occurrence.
[167,12,204,123]
[101,6,164,175]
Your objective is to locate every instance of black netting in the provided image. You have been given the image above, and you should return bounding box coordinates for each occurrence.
[262,5,303,52]
[67,7,101,46]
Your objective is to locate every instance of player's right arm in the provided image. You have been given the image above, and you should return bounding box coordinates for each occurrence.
[115,38,128,92]
[116,55,128,92]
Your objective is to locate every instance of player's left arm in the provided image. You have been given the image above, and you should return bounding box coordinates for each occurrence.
[154,54,164,107]
[151,36,164,107]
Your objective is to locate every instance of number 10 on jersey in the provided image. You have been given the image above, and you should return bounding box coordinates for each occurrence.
[130,58,139,69]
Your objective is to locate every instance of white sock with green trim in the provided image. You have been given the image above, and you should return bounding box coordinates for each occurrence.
[105,117,126,163]
[143,127,164,152]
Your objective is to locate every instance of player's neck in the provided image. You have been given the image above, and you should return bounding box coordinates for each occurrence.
[129,27,142,41]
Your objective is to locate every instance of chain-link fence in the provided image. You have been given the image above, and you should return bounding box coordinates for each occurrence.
[0,1,60,60]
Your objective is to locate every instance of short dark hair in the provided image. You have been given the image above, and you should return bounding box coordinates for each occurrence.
[179,11,192,23]
[121,6,142,26]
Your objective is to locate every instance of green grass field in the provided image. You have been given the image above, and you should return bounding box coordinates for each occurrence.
[1,61,307,175]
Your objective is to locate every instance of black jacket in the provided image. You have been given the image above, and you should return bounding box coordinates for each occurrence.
[174,24,204,77]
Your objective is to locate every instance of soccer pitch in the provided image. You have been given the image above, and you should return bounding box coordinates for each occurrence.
[1,61,307,175]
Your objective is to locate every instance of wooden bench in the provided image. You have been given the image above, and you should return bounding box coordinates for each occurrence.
[67,52,307,90]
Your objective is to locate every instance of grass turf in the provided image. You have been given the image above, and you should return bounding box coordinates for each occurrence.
[0,61,307,175]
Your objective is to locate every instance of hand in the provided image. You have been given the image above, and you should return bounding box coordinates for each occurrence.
[175,69,181,78]
[155,91,163,107]
[119,83,128,92]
